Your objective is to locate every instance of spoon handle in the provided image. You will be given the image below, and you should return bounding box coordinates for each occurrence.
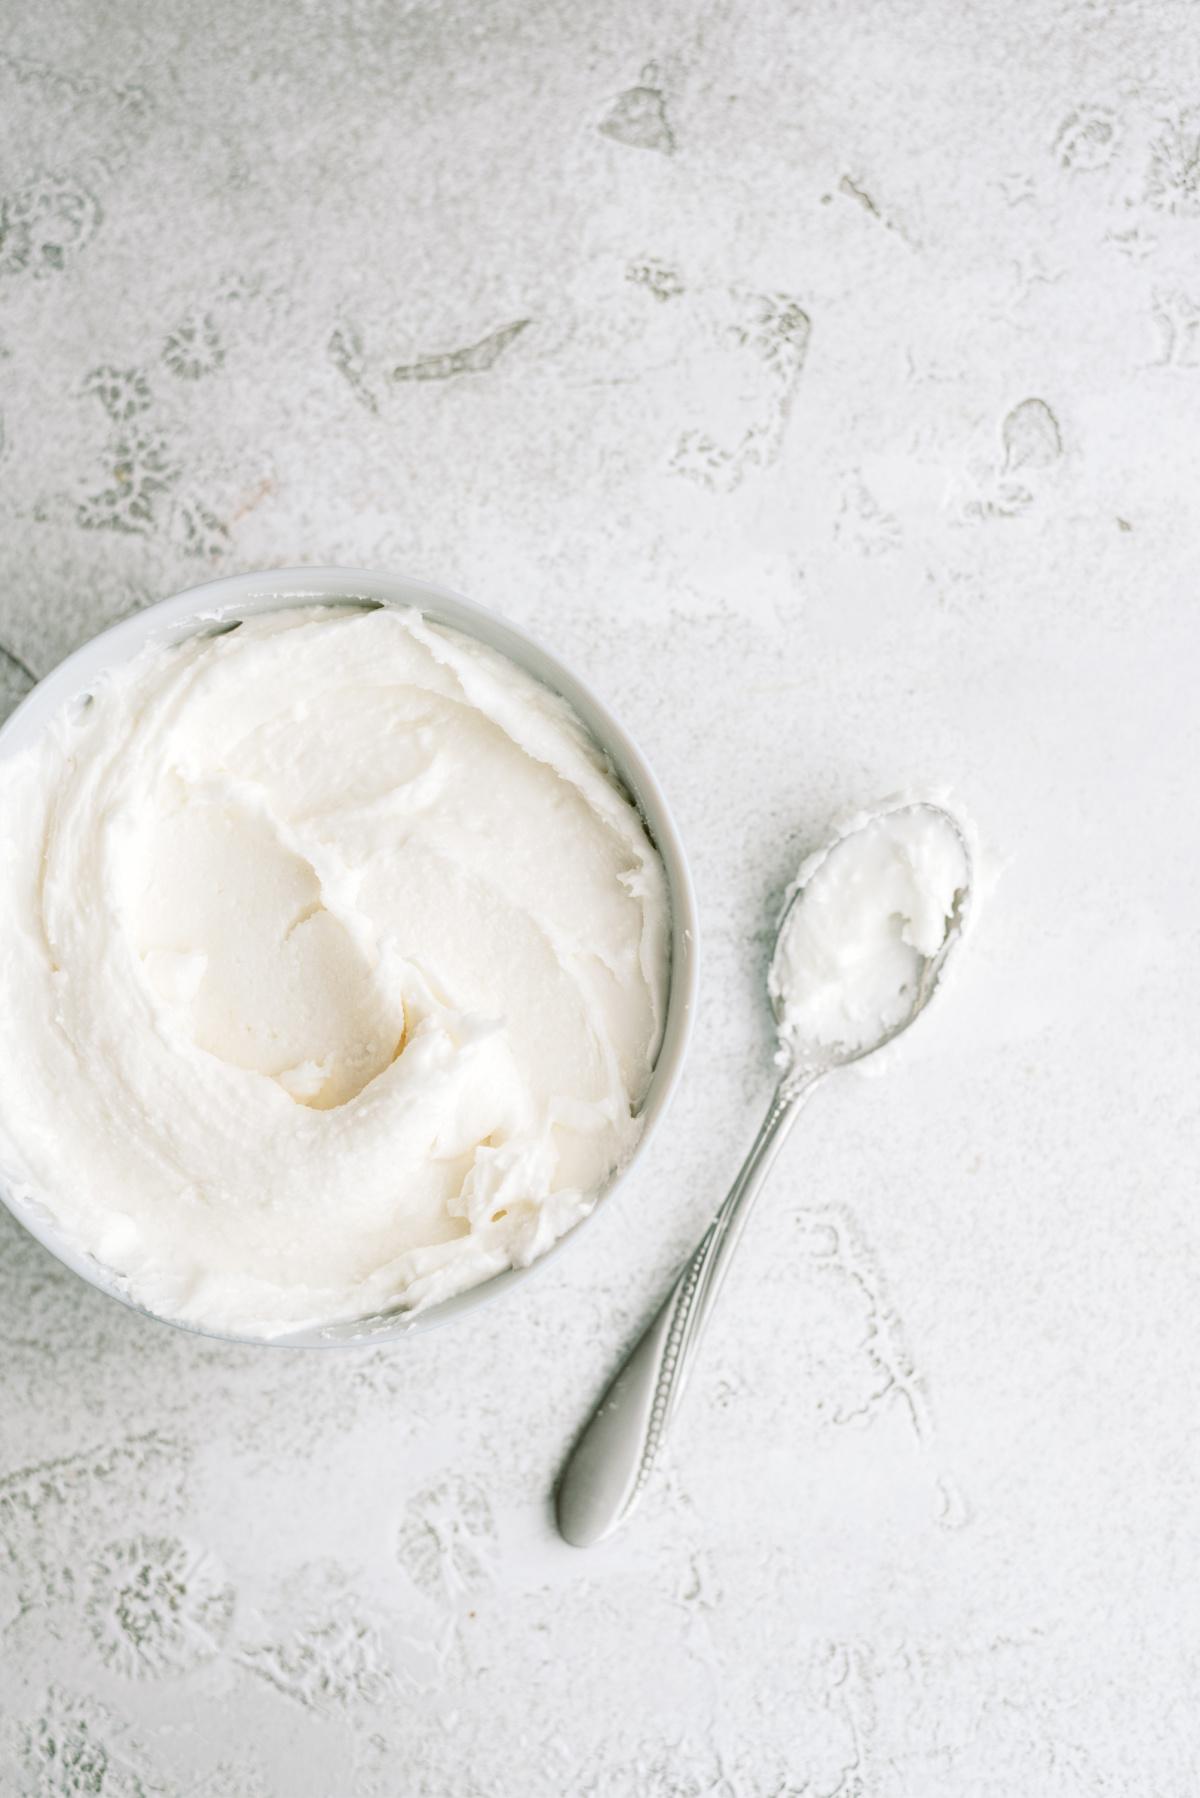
[555,1069,823,1547]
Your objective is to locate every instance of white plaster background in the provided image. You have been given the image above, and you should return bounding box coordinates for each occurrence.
[0,1,1198,1792]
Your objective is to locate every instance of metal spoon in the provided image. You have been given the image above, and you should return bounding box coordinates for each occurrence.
[555,798,972,1548]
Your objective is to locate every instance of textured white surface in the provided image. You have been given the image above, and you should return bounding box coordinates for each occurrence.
[0,1,1198,1792]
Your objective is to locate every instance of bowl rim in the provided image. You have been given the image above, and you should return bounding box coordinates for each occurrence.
[0,564,699,1348]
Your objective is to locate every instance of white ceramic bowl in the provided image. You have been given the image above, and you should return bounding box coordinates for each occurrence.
[0,566,698,1347]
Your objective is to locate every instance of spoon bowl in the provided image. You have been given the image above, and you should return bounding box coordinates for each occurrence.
[769,797,974,1075]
